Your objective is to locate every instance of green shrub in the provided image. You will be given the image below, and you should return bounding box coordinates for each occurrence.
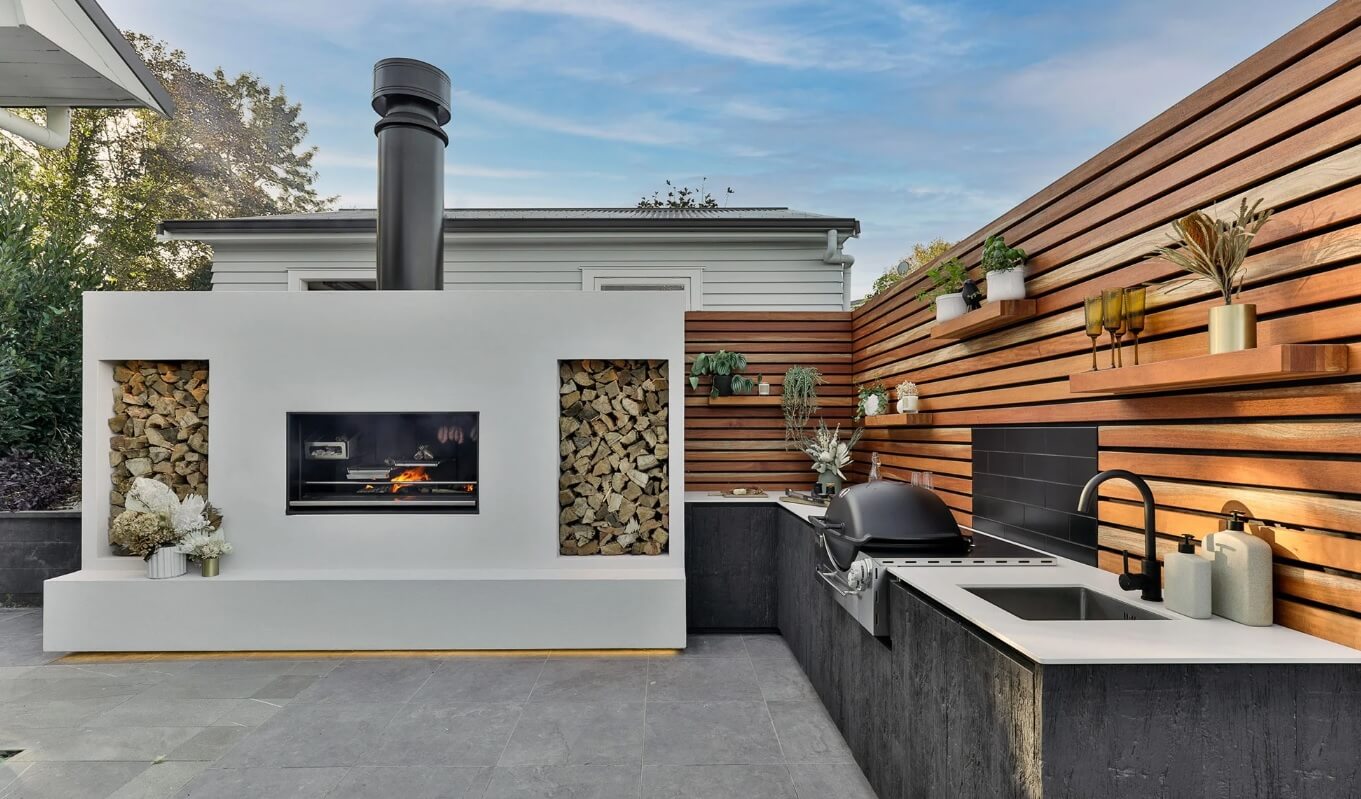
[0,163,108,460]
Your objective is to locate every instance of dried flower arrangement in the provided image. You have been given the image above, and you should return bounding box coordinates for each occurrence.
[800,420,864,482]
[896,381,918,398]
[181,532,233,561]
[109,478,224,560]
[1155,198,1272,304]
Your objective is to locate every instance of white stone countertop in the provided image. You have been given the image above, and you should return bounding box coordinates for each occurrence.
[683,491,1361,665]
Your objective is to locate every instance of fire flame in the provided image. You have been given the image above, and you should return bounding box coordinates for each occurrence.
[389,466,431,493]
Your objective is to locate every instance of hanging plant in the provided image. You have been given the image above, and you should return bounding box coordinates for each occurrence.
[781,366,822,446]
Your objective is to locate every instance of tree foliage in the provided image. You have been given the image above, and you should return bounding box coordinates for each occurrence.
[638,179,734,209]
[0,33,332,290]
[0,162,108,460]
[863,238,954,301]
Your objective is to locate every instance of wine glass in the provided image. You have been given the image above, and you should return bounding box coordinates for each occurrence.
[1124,286,1147,365]
[1084,295,1104,371]
[1102,288,1125,369]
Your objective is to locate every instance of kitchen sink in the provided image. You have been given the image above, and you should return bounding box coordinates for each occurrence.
[963,585,1170,621]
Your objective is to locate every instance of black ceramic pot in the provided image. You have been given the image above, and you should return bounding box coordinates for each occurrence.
[712,375,734,396]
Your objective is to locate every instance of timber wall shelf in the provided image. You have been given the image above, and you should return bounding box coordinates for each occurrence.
[1068,344,1349,395]
[930,300,1037,340]
[707,395,781,406]
[862,413,933,427]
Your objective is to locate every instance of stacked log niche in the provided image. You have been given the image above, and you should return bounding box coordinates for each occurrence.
[558,359,670,556]
[108,360,209,533]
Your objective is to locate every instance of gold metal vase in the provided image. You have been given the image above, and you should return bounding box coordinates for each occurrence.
[200,557,219,578]
[1209,303,1257,354]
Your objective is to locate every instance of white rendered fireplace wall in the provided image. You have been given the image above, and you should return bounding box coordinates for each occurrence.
[46,289,686,651]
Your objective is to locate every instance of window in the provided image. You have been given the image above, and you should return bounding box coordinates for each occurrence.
[581,267,703,310]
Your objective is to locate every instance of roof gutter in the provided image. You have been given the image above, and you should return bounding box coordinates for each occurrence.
[0,107,71,149]
[822,228,857,311]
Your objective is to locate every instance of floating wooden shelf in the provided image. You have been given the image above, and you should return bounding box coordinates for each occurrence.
[707,395,781,406]
[862,412,933,427]
[1068,344,1349,395]
[930,300,1037,340]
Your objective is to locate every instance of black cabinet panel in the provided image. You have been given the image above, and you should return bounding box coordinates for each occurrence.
[684,503,778,631]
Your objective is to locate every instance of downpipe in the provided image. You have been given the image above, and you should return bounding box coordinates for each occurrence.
[0,107,71,149]
[822,229,856,310]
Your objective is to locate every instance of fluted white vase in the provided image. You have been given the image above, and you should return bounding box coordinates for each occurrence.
[147,547,187,579]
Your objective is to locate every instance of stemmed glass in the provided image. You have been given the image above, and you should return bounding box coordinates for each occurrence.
[1084,296,1104,371]
[1102,288,1126,369]
[1124,286,1147,366]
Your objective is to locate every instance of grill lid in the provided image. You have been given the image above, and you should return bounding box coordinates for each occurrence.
[815,481,964,569]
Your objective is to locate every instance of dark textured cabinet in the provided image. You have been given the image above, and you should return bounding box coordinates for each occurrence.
[684,503,779,631]
[761,504,1361,799]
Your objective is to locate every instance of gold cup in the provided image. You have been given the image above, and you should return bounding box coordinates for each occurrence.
[200,557,220,578]
[1209,303,1257,354]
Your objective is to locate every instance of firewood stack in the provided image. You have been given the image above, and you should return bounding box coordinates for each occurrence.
[558,359,670,555]
[107,361,209,529]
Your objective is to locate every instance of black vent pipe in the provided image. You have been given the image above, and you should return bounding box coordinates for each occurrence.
[372,58,451,290]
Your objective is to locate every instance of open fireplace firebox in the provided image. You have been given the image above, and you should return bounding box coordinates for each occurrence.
[286,412,479,514]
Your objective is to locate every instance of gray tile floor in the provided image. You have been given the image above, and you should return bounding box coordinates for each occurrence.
[0,610,879,798]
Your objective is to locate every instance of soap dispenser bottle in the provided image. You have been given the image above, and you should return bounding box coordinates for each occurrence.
[1164,535,1211,619]
[1203,511,1273,626]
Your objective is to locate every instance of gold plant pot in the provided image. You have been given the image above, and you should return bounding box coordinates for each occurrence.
[1209,303,1256,354]
[200,557,219,578]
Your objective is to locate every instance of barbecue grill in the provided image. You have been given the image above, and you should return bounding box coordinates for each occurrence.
[809,481,966,570]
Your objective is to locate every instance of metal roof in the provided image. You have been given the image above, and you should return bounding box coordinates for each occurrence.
[158,208,862,237]
[0,0,173,115]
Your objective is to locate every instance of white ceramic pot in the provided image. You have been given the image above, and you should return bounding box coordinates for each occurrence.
[863,394,882,417]
[936,293,967,322]
[757,382,771,396]
[986,266,1026,301]
[147,547,187,579]
[896,395,919,414]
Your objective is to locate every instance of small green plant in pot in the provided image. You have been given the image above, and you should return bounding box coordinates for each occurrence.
[689,350,755,397]
[981,234,1027,301]
[855,382,890,420]
[1154,198,1272,354]
[914,258,970,322]
[781,366,822,446]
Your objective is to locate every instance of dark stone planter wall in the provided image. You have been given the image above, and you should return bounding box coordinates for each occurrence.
[0,510,81,606]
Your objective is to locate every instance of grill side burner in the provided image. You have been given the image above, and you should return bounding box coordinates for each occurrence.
[286,411,479,514]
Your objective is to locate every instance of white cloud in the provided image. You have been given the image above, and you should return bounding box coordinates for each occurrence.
[453,89,702,146]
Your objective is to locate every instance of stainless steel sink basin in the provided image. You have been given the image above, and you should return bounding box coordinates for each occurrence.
[963,585,1170,621]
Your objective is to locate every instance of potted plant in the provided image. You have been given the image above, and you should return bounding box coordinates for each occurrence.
[896,381,919,414]
[855,382,890,420]
[781,366,822,445]
[915,258,970,322]
[1154,198,1272,354]
[756,374,771,396]
[689,350,755,397]
[799,420,864,496]
[110,477,222,579]
[981,234,1027,301]
[182,531,232,577]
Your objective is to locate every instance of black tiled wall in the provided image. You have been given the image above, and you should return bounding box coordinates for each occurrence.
[971,426,1098,565]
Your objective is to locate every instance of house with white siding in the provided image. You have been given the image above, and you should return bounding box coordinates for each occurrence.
[157,207,860,311]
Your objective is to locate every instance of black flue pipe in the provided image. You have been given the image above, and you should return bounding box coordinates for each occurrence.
[372,58,451,290]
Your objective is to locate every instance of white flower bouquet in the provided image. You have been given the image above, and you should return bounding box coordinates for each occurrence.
[799,420,864,481]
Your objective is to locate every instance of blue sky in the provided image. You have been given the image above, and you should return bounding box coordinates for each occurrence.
[104,0,1327,296]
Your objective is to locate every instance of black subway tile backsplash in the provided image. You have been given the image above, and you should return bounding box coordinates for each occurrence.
[972,425,1099,565]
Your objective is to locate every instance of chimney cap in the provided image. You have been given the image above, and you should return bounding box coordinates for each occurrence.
[372,58,451,125]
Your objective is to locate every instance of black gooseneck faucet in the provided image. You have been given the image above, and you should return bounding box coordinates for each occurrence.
[1077,469,1162,602]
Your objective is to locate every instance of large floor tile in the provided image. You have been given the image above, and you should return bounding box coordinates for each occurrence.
[327,766,491,799]
[642,764,798,799]
[411,658,544,705]
[499,702,644,766]
[751,657,818,703]
[647,657,762,702]
[172,766,347,798]
[529,659,646,703]
[85,695,236,727]
[0,760,146,799]
[668,635,748,659]
[206,698,282,728]
[742,635,795,663]
[481,765,640,799]
[767,701,854,763]
[249,675,316,701]
[3,726,205,762]
[364,703,522,767]
[292,659,438,704]
[215,702,398,768]
[165,727,247,762]
[643,701,783,765]
[106,761,209,799]
[0,695,130,727]
[786,763,879,799]
[138,674,278,701]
